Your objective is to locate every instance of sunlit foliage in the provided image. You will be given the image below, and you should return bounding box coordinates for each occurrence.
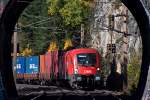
[47,40,58,52]
[64,38,73,50]
[21,48,33,56]
[47,0,92,27]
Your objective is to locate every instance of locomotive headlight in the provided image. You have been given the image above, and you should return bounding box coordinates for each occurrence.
[77,76,82,81]
[97,68,100,71]
[95,76,100,81]
[75,68,78,74]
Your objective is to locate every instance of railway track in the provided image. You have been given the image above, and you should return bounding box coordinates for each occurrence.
[17,84,128,100]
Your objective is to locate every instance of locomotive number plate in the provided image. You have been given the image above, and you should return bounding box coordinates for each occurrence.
[84,70,92,74]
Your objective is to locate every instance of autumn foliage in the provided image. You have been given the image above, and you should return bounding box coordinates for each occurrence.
[21,48,33,56]
[48,41,58,52]
[63,38,73,50]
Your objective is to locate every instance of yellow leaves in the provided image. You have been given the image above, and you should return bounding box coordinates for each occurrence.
[59,7,71,17]
[47,32,73,51]
[47,0,60,15]
[81,0,94,7]
[21,48,33,56]
[64,38,73,50]
[47,0,91,27]
[48,7,55,15]
[48,41,58,52]
[81,0,90,6]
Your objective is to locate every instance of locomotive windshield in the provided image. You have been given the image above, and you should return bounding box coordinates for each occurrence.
[77,53,96,66]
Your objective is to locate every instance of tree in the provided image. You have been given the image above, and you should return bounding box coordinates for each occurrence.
[47,0,93,48]
[18,0,93,54]
[59,0,91,27]
[47,0,92,31]
[19,0,50,55]
[128,53,141,94]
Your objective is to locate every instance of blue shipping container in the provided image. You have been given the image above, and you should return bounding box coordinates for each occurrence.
[26,56,39,74]
[16,56,26,74]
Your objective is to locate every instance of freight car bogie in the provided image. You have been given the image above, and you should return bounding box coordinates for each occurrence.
[16,79,26,84]
[24,79,39,85]
[40,80,46,86]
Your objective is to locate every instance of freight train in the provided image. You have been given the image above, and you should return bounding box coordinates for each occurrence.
[15,48,103,89]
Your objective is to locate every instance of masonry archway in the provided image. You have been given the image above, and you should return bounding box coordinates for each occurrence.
[0,0,149,99]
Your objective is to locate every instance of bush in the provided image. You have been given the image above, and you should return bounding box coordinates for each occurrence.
[127,54,141,94]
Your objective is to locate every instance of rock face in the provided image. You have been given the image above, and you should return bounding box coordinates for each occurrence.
[84,1,142,88]
[85,0,142,58]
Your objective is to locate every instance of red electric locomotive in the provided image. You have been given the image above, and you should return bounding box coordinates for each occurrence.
[64,48,102,89]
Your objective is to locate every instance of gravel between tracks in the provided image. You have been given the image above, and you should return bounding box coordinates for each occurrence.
[16,84,128,100]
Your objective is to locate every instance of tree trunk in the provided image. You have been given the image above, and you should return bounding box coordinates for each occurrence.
[122,9,128,92]
[80,24,84,47]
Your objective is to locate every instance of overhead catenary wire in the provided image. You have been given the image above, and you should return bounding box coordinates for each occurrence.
[92,24,140,37]
[19,26,67,34]
[22,12,49,19]
[17,0,31,3]
[19,17,66,31]
[22,17,52,28]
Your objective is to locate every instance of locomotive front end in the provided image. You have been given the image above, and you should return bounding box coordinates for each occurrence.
[67,48,102,89]
[75,53,101,88]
